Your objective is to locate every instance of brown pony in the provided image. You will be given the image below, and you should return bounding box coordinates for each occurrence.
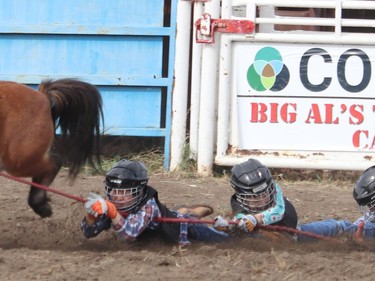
[0,78,104,217]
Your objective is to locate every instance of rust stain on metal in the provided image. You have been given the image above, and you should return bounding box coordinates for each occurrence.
[229,148,312,159]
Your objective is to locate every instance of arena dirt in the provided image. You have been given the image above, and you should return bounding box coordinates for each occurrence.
[1,170,374,281]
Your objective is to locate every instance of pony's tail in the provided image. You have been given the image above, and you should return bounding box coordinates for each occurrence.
[39,78,104,178]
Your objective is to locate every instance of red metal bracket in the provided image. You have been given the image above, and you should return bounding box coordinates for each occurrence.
[195,13,255,44]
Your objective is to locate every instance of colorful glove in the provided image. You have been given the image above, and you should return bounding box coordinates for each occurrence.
[92,199,117,219]
[213,216,233,233]
[84,192,107,217]
[84,192,118,219]
[237,214,257,233]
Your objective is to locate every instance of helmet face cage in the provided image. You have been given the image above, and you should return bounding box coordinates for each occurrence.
[104,184,144,212]
[234,180,276,213]
[230,159,276,213]
[104,177,146,212]
[103,159,149,212]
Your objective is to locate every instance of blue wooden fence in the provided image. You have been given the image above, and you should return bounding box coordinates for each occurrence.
[0,0,177,169]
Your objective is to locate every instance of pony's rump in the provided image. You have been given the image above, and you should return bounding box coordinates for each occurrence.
[0,78,104,217]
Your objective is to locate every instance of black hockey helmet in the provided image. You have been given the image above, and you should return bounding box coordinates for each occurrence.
[230,158,276,213]
[104,159,148,211]
[353,165,375,210]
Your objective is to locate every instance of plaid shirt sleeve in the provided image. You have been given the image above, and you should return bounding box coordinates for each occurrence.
[80,215,112,238]
[112,198,161,242]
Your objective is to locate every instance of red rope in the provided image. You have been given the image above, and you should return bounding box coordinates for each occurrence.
[154,217,343,243]
[0,171,342,243]
[0,171,86,203]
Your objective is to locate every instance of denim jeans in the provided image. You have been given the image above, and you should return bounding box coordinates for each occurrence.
[188,223,230,242]
[297,219,375,241]
[174,212,230,244]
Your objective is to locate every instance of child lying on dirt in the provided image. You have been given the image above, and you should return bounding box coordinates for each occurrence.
[298,165,375,241]
[81,159,229,245]
[212,158,299,241]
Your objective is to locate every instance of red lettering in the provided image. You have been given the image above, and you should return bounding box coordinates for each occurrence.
[269,103,278,123]
[349,104,364,125]
[352,130,368,148]
[340,104,347,114]
[250,103,268,122]
[324,104,339,124]
[250,102,296,123]
[371,137,375,150]
[280,103,297,123]
[305,104,322,124]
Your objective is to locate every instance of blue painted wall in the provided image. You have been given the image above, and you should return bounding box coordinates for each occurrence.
[0,0,177,169]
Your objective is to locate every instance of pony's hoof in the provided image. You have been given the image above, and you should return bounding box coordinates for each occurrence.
[32,204,53,218]
[39,208,52,218]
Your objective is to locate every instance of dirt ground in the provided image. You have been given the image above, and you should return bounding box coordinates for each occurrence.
[1,169,375,281]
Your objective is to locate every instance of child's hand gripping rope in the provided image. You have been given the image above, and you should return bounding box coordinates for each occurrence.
[84,192,117,219]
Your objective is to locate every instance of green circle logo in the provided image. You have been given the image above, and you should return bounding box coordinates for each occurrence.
[247,47,290,92]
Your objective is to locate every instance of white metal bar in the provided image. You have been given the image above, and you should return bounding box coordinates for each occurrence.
[335,0,342,36]
[256,17,335,26]
[220,32,375,45]
[196,0,221,175]
[254,17,375,28]
[342,19,375,27]
[215,152,374,171]
[217,0,233,158]
[170,0,192,171]
[189,2,204,161]
[232,0,375,10]
[344,1,375,9]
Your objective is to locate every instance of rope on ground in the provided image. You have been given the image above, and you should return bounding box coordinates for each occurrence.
[0,171,86,203]
[0,171,343,243]
[154,217,343,244]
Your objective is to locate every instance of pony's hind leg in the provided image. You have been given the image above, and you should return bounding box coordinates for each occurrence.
[28,185,51,218]
[28,154,62,217]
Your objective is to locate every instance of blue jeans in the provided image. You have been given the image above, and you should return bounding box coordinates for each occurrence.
[297,219,375,241]
[188,223,230,242]
[175,212,229,244]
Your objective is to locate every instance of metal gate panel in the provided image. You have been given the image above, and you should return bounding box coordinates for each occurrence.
[0,0,165,27]
[202,0,375,172]
[0,0,177,169]
[0,35,164,78]
[100,86,163,135]
[215,0,375,170]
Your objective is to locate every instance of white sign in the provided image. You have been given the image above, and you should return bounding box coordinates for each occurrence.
[233,43,375,152]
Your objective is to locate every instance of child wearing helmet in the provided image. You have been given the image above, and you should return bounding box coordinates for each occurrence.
[298,165,375,241]
[81,159,229,244]
[213,158,298,239]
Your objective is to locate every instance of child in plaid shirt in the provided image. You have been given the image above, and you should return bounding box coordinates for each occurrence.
[81,159,229,244]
